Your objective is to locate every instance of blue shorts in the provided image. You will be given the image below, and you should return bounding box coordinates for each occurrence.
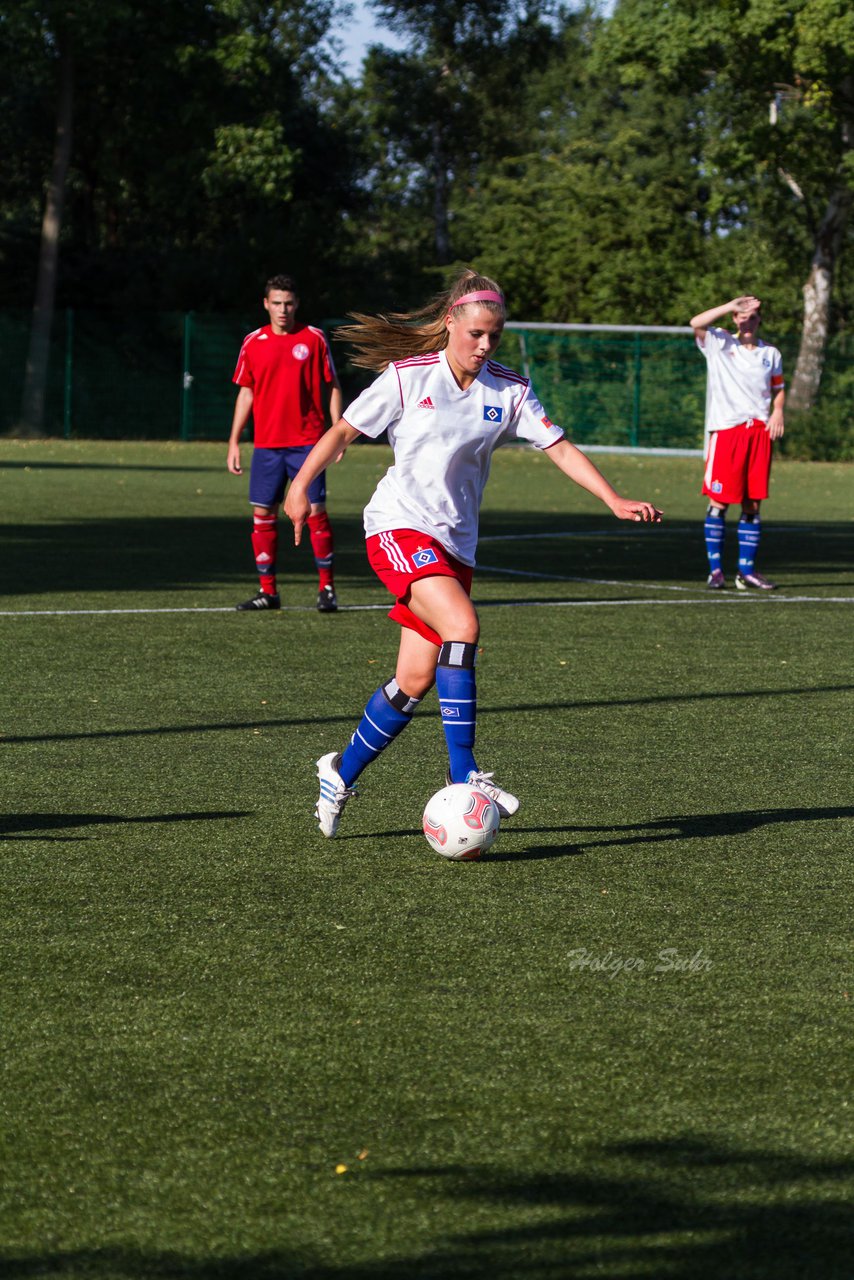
[248,446,327,508]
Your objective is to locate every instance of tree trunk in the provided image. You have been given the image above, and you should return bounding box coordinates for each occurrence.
[788,185,851,414]
[431,120,451,264]
[18,35,74,436]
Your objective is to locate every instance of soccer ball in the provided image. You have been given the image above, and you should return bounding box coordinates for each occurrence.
[422,783,500,860]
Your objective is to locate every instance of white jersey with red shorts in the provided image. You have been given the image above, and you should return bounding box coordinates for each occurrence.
[343,349,565,567]
[232,323,337,447]
[698,327,784,504]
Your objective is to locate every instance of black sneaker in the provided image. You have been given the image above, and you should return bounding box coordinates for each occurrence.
[236,591,281,611]
[317,586,338,613]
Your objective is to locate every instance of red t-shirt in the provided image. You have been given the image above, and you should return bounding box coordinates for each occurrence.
[232,323,337,447]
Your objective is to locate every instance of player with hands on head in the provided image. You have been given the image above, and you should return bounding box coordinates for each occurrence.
[691,294,785,591]
[227,274,343,613]
[284,269,662,837]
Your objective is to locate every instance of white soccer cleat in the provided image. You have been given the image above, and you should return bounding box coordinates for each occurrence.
[315,752,357,837]
[465,769,520,818]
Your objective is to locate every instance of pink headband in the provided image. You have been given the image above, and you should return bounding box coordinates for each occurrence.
[450,289,504,309]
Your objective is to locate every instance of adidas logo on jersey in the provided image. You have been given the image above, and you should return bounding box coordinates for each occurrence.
[418,396,435,409]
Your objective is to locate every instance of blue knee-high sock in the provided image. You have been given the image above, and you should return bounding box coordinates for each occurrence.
[435,641,478,783]
[737,513,761,575]
[339,679,420,785]
[704,506,726,572]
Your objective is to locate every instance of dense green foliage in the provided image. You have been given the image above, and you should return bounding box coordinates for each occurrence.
[2,440,853,1275]
[0,0,358,311]
[2,0,852,435]
[0,1,850,320]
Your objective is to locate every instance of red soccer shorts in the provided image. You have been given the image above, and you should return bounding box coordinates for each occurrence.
[366,529,474,648]
[702,420,772,505]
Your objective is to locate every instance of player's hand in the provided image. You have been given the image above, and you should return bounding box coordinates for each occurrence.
[612,498,663,523]
[226,443,242,475]
[731,295,760,315]
[767,414,785,440]
[283,488,310,545]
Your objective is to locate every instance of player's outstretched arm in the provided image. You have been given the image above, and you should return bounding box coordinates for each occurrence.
[284,419,361,544]
[544,438,662,523]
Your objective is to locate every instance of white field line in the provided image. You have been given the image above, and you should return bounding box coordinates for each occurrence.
[0,606,242,616]
[1,592,853,618]
[488,595,854,607]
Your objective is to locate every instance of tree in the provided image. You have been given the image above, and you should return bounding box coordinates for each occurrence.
[3,0,354,433]
[353,0,564,273]
[601,0,854,409]
[774,2,854,409]
[451,11,721,324]
[18,14,73,435]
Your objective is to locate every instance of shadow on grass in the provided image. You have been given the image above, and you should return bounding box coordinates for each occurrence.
[478,511,854,583]
[480,804,854,861]
[0,515,369,598]
[0,811,250,840]
[336,829,584,861]
[2,511,853,598]
[3,684,852,746]
[562,805,854,851]
[2,1137,851,1277]
[482,842,584,862]
[325,805,853,860]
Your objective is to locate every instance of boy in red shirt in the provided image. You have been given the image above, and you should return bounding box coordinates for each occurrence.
[227,275,343,611]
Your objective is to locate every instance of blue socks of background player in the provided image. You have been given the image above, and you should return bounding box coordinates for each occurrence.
[704,506,761,576]
[704,505,725,573]
[435,641,478,783]
[737,513,761,575]
[339,678,421,786]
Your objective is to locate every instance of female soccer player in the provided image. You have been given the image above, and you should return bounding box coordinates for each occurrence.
[284,270,662,836]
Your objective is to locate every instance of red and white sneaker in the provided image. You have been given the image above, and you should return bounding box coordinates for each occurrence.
[735,571,776,591]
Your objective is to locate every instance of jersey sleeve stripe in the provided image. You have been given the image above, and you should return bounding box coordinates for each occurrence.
[232,328,263,384]
[395,354,441,369]
[486,359,529,387]
[309,325,338,381]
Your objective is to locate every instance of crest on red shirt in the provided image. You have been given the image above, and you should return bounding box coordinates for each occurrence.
[292,343,310,361]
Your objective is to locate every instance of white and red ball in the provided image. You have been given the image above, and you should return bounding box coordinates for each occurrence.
[422,783,500,860]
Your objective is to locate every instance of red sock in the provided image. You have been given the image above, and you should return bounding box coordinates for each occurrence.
[307,511,335,590]
[252,515,278,595]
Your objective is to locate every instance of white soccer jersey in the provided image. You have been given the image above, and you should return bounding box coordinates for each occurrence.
[698,327,785,434]
[343,349,565,566]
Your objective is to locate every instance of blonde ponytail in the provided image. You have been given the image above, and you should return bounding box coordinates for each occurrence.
[336,269,505,372]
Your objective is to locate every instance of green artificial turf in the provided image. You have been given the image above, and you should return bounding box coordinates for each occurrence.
[1,439,853,1278]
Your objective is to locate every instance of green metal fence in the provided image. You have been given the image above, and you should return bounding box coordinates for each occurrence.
[1,308,845,450]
